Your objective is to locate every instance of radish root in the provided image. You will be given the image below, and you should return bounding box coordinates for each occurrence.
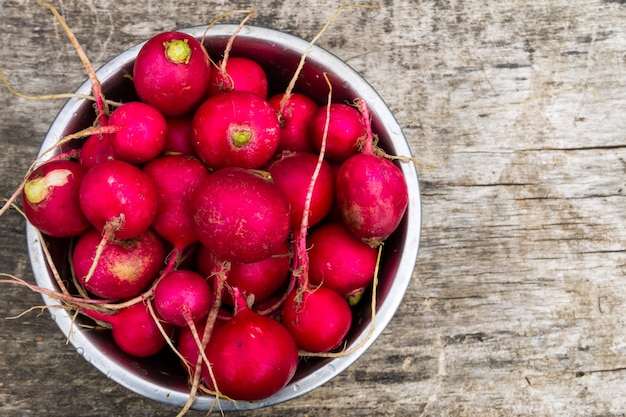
[200,9,256,67]
[37,0,109,124]
[0,68,120,107]
[278,2,380,119]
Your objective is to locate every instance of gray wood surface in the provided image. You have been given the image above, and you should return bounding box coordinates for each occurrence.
[2,0,626,416]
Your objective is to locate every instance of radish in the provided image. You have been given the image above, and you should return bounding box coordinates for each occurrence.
[307,221,377,302]
[142,154,210,253]
[336,153,408,245]
[79,159,158,240]
[82,303,173,358]
[79,133,116,169]
[72,228,166,299]
[133,31,211,117]
[272,82,354,354]
[192,91,280,169]
[268,92,318,153]
[202,287,298,401]
[163,116,195,156]
[207,56,268,99]
[335,99,408,246]
[153,269,212,327]
[192,167,291,264]
[308,103,366,163]
[281,285,352,353]
[22,159,91,238]
[267,151,335,229]
[108,101,168,164]
[196,242,291,307]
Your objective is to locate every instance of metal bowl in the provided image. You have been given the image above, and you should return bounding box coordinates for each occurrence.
[26,24,421,411]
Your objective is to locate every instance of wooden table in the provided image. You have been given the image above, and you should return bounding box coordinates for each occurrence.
[2,1,626,415]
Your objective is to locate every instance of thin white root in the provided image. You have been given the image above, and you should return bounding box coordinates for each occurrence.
[279,2,380,115]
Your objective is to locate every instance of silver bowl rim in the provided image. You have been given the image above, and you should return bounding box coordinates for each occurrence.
[26,24,422,411]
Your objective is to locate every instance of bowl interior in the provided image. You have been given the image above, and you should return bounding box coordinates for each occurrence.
[27,25,421,411]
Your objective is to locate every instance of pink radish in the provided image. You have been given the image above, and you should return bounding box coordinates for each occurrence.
[82,303,173,358]
[307,221,377,302]
[196,242,291,307]
[207,56,268,99]
[153,269,212,327]
[133,31,211,117]
[308,103,366,163]
[268,92,318,153]
[108,101,167,164]
[79,159,158,240]
[164,116,195,156]
[202,287,298,401]
[192,91,280,169]
[335,99,408,246]
[79,133,116,169]
[192,167,291,264]
[142,154,210,252]
[22,159,91,238]
[72,228,166,299]
[281,285,352,353]
[267,151,335,229]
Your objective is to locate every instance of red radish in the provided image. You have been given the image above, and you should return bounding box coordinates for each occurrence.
[281,285,352,352]
[133,31,211,117]
[192,167,291,264]
[192,91,280,169]
[309,103,366,163]
[153,270,212,327]
[108,101,167,164]
[307,221,377,301]
[207,56,268,99]
[336,153,408,245]
[335,99,408,246]
[142,154,210,252]
[196,242,291,307]
[72,228,166,299]
[79,133,116,169]
[79,159,158,240]
[164,116,195,155]
[267,151,335,229]
[83,303,173,358]
[269,92,318,153]
[22,160,91,238]
[202,287,298,401]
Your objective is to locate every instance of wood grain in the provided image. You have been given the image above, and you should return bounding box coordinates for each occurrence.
[2,0,626,416]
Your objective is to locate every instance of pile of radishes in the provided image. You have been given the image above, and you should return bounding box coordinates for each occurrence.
[19,27,409,406]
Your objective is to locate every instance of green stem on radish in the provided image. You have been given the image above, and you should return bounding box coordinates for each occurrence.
[164,39,192,64]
